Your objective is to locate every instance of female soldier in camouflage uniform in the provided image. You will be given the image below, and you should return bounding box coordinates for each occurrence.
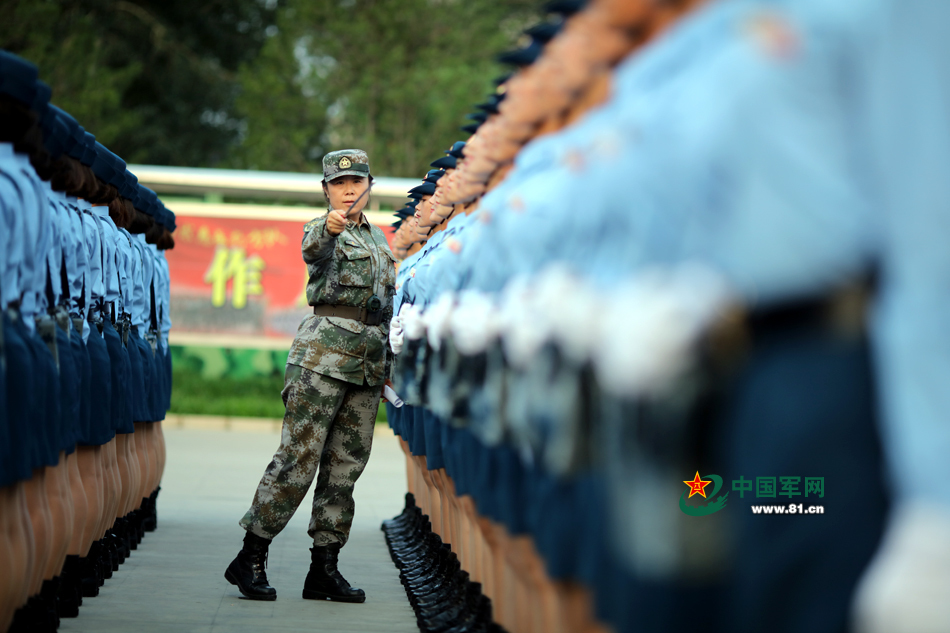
[225,150,397,603]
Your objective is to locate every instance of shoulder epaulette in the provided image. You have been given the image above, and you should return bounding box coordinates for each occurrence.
[304,217,322,234]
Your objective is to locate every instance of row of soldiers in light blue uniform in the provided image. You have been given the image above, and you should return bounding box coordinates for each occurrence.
[1,50,176,633]
[386,1,950,632]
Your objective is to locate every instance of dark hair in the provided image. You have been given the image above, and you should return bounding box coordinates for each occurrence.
[87,178,118,205]
[108,196,133,228]
[157,230,175,251]
[145,219,163,244]
[0,95,52,178]
[75,163,100,200]
[129,209,153,234]
[49,155,88,194]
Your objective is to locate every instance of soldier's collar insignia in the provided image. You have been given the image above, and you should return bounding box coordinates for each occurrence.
[339,157,352,169]
[743,11,800,60]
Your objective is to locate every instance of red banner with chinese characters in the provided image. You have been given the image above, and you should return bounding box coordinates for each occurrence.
[167,215,394,340]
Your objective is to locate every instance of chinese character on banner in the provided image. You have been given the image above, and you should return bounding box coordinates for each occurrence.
[204,246,266,309]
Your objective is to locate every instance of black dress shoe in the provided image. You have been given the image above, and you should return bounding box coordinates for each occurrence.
[224,532,277,601]
[58,556,83,617]
[9,595,57,633]
[78,547,100,597]
[97,539,113,580]
[302,543,366,603]
[142,488,159,532]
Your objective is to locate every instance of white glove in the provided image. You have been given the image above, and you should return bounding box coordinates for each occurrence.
[852,501,950,633]
[592,264,732,397]
[533,265,606,365]
[389,315,405,355]
[423,292,456,351]
[450,291,501,355]
[401,303,427,341]
[498,276,551,369]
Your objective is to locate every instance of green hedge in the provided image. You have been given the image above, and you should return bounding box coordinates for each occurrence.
[169,363,388,424]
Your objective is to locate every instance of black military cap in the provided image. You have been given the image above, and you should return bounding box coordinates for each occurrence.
[430,156,457,170]
[446,141,466,159]
[497,39,543,68]
[120,170,139,200]
[407,198,421,208]
[0,51,39,105]
[92,142,122,183]
[424,169,445,184]
[395,207,415,218]
[461,123,481,135]
[493,73,513,87]
[466,112,488,124]
[31,81,51,118]
[543,0,587,16]
[408,192,423,200]
[476,94,504,114]
[80,132,97,167]
[409,182,436,197]
[41,106,68,158]
[525,21,563,43]
[475,101,498,115]
[53,107,83,159]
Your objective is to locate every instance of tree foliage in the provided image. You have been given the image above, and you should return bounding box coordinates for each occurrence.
[2,0,537,176]
[2,0,279,166]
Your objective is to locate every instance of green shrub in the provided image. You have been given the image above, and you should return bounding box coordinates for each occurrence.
[170,365,388,424]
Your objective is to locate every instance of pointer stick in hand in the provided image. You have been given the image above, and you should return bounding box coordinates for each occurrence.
[345,182,373,218]
[328,182,374,235]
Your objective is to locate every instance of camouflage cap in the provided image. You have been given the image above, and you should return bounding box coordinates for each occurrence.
[322,149,370,181]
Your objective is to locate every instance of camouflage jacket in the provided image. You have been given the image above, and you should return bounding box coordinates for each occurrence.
[287,212,397,386]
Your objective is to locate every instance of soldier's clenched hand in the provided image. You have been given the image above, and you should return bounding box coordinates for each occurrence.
[327,210,347,236]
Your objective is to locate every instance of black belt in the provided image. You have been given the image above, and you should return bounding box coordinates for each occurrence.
[313,304,384,326]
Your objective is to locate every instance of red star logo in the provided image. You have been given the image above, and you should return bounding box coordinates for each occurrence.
[683,472,712,499]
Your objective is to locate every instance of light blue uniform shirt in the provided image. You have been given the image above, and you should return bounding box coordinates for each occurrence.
[0,144,25,310]
[855,0,950,508]
[47,190,78,310]
[400,230,449,308]
[146,243,163,332]
[64,199,90,339]
[411,212,476,304]
[90,207,121,322]
[129,235,151,330]
[394,247,426,315]
[9,151,49,332]
[154,249,172,345]
[79,204,104,338]
[116,228,135,321]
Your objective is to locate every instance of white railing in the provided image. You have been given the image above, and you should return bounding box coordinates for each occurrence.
[129,164,420,207]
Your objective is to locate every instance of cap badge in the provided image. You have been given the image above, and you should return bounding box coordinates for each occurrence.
[339,157,352,169]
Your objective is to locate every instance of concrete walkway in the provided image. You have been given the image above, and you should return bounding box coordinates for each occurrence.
[61,425,418,633]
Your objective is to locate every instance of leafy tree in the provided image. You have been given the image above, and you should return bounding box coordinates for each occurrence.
[231,0,538,176]
[3,0,538,175]
[2,0,279,165]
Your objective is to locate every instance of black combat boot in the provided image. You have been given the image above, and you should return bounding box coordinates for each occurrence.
[224,532,277,601]
[302,543,366,603]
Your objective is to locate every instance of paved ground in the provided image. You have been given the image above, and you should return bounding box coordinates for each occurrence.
[61,424,418,633]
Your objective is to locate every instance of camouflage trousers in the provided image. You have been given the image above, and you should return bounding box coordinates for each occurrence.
[240,364,380,546]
